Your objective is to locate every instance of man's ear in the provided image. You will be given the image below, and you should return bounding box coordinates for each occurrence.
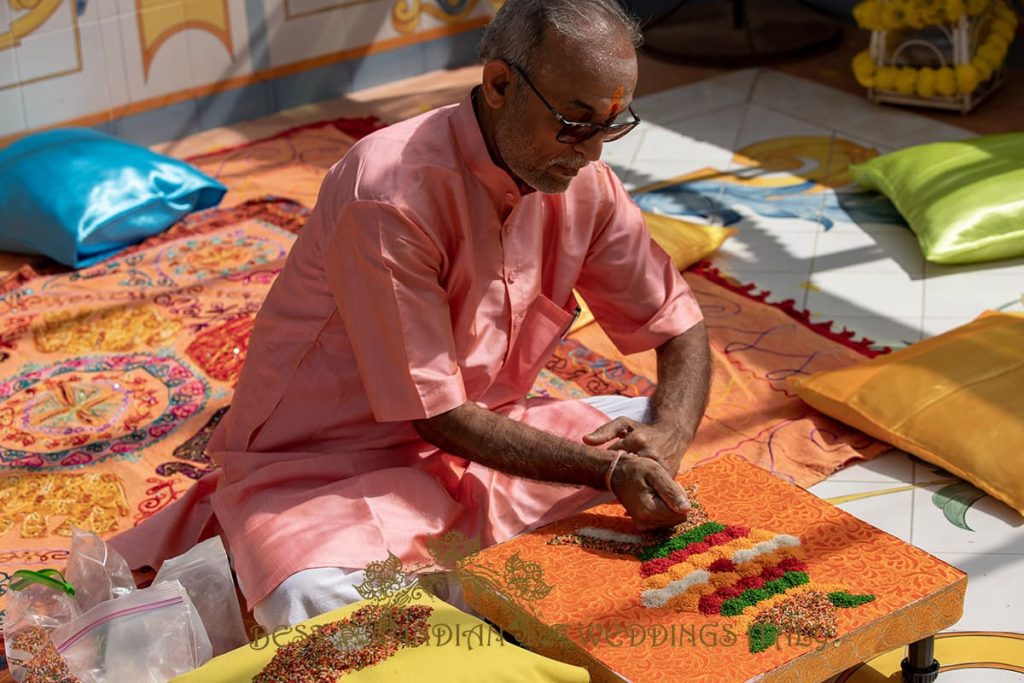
[481,60,513,109]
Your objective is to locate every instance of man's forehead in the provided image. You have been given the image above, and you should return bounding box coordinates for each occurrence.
[532,29,634,104]
[548,68,636,115]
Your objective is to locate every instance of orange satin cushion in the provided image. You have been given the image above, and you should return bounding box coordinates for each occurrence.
[790,311,1024,515]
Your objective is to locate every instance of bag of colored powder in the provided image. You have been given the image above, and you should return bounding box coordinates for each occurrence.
[2,569,80,682]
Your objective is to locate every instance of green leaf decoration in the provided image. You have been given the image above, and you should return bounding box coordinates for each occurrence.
[748,623,781,653]
[828,591,875,608]
[931,481,988,531]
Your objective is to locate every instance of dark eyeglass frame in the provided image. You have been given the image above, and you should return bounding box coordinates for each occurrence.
[507,62,641,144]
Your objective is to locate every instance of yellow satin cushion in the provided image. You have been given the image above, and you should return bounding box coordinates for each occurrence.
[170,592,588,683]
[570,211,735,333]
[790,312,1024,515]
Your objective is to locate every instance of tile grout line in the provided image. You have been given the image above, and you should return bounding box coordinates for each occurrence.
[97,17,120,131]
[717,68,763,207]
[751,69,974,148]
[800,130,841,311]
[639,98,749,131]
[6,7,29,135]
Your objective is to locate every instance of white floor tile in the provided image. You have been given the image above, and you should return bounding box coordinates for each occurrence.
[742,213,824,235]
[731,102,835,161]
[805,481,914,543]
[711,225,817,273]
[599,128,645,171]
[750,69,974,150]
[923,272,1024,318]
[0,87,27,138]
[626,160,731,193]
[636,69,758,126]
[825,448,916,484]
[920,316,980,340]
[708,269,814,309]
[931,551,1024,633]
[632,106,744,165]
[925,255,1024,279]
[805,271,924,320]
[813,225,925,277]
[814,315,922,350]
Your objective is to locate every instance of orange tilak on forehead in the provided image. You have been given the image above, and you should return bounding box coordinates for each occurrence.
[609,85,625,117]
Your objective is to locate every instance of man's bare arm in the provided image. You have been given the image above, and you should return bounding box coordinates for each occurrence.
[413,402,691,530]
[584,321,711,476]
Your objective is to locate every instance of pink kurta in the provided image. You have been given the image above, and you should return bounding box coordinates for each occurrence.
[111,92,703,609]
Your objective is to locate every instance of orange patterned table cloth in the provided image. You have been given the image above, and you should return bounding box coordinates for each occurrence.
[463,455,966,683]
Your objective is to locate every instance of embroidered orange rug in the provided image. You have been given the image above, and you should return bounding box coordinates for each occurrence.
[464,455,967,683]
[675,264,890,488]
[183,117,386,209]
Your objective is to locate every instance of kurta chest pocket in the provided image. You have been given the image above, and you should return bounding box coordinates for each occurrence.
[493,294,576,401]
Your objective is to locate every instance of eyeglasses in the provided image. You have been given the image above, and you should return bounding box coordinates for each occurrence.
[507,62,640,144]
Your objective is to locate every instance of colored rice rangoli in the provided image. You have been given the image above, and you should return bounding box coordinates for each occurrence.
[254,604,433,683]
[549,488,875,653]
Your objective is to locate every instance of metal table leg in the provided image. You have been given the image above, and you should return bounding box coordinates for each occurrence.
[901,636,940,682]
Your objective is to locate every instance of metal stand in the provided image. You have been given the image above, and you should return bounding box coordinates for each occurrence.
[901,636,940,683]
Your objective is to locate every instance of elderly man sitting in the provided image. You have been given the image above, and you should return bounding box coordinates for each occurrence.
[113,0,711,631]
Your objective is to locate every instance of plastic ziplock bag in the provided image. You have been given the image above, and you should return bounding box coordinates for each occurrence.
[153,536,248,656]
[64,528,136,613]
[3,569,80,682]
[52,580,213,683]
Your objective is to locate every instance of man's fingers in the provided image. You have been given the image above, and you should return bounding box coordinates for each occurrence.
[582,417,636,446]
[646,468,691,515]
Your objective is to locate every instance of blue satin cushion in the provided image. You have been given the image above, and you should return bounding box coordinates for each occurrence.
[0,128,226,268]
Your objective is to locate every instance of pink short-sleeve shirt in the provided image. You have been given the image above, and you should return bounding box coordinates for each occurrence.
[176,92,707,606]
[216,92,704,459]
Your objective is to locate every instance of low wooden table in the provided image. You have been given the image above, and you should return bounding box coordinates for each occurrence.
[463,455,965,683]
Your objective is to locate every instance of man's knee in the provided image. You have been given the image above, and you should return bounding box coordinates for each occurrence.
[252,566,367,630]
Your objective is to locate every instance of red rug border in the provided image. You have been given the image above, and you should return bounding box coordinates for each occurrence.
[687,260,891,358]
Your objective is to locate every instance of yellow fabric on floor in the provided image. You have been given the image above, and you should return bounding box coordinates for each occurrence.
[790,311,1024,516]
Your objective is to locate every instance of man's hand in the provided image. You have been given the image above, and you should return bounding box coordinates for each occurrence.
[609,455,691,531]
[583,416,690,477]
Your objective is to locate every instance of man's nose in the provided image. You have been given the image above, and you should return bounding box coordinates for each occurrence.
[574,134,604,163]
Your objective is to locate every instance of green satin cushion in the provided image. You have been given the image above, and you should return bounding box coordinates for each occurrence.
[851,133,1024,264]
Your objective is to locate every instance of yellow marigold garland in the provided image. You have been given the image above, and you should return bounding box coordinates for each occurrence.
[851,0,1016,96]
[854,0,996,30]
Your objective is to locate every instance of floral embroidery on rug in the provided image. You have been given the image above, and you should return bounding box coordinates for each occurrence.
[0,353,207,469]
[32,304,182,354]
[155,407,225,480]
[0,472,129,538]
[185,316,254,385]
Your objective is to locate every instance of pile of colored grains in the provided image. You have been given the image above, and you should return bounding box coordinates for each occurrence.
[10,626,80,683]
[254,604,433,683]
[752,590,838,642]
